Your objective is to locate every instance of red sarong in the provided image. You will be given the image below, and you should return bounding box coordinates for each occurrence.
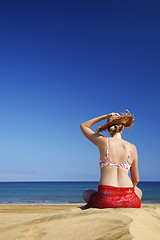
[85,185,141,209]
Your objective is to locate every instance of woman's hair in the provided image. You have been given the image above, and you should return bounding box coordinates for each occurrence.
[96,122,123,136]
[108,124,123,136]
[96,110,134,136]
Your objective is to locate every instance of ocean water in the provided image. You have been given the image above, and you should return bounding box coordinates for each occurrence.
[0,181,159,204]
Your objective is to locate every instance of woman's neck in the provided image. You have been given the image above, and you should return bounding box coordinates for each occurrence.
[112,132,122,139]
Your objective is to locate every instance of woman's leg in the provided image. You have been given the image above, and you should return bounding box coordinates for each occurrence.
[82,189,97,203]
[134,186,142,200]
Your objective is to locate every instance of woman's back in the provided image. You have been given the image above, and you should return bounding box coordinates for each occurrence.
[80,111,142,208]
[99,137,134,187]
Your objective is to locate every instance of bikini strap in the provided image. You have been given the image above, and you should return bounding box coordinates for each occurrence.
[106,138,109,160]
[127,145,132,163]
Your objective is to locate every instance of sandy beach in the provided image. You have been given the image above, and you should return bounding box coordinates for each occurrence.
[0,204,159,240]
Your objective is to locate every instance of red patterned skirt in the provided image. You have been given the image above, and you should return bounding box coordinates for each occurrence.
[85,185,141,209]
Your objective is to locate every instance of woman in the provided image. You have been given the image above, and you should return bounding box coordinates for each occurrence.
[80,111,142,208]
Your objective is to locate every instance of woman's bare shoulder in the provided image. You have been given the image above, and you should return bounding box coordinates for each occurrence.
[122,140,137,150]
[100,135,108,142]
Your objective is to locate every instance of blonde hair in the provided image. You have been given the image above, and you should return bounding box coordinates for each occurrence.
[96,110,134,135]
[108,124,123,136]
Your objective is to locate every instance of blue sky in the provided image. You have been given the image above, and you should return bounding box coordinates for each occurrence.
[0,0,160,181]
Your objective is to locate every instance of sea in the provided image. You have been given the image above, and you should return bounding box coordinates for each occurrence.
[0,181,159,205]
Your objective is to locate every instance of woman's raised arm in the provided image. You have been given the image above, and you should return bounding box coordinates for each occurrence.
[80,113,119,146]
[80,114,108,146]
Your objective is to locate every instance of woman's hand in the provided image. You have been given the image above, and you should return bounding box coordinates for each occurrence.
[106,112,120,119]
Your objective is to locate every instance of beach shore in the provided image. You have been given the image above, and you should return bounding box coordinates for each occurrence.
[0,204,160,240]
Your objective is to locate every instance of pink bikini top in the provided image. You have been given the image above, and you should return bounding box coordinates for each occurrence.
[99,138,132,170]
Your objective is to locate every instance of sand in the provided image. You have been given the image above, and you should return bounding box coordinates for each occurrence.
[0,204,160,240]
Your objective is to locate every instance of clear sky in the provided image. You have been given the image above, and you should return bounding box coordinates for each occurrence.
[0,0,160,181]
